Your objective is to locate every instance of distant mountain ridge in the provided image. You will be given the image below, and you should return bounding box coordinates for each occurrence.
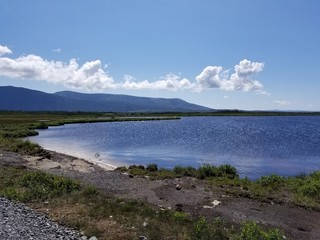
[0,86,212,112]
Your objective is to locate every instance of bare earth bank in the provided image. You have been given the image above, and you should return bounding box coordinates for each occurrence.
[0,149,319,240]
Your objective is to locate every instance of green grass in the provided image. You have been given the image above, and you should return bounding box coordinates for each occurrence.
[0,165,284,239]
[116,163,239,180]
[118,164,320,210]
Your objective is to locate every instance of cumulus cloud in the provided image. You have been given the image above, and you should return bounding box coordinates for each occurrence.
[196,59,264,92]
[0,51,115,91]
[0,45,12,56]
[0,44,266,93]
[121,73,194,91]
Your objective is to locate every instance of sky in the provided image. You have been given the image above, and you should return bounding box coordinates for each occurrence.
[0,0,320,111]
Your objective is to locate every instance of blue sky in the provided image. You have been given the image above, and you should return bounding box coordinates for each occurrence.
[0,0,319,110]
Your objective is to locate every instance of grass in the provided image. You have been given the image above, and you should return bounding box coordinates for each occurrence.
[116,163,238,180]
[118,164,320,210]
[0,165,284,239]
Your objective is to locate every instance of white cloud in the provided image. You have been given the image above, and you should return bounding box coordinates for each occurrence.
[274,100,291,106]
[121,73,194,91]
[0,48,115,91]
[52,48,62,53]
[0,44,266,93]
[196,59,264,92]
[0,45,12,56]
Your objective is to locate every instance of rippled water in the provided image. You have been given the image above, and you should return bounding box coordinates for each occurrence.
[30,116,320,179]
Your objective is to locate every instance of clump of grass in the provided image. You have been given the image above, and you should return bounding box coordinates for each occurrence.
[192,217,232,240]
[240,221,284,240]
[117,163,239,180]
[0,169,81,201]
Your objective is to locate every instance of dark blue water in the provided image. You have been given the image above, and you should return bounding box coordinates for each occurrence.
[30,116,320,179]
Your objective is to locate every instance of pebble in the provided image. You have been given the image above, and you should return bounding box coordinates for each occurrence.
[0,197,84,239]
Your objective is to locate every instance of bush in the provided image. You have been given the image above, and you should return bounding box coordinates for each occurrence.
[146,163,158,172]
[20,171,81,200]
[218,164,238,178]
[173,165,197,177]
[197,164,218,179]
[257,174,285,188]
[299,180,320,198]
[192,218,229,240]
[240,221,283,240]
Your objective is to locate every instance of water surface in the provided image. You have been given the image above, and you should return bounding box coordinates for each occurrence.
[30,116,320,179]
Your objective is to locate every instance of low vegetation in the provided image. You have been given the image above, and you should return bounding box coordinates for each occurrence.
[0,165,284,239]
[116,163,238,180]
[118,164,320,210]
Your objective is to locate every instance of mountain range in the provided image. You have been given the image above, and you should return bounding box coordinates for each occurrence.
[0,86,212,112]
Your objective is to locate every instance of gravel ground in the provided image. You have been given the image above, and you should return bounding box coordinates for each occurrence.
[0,197,83,240]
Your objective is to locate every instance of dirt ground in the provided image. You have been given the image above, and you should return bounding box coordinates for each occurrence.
[1,149,319,240]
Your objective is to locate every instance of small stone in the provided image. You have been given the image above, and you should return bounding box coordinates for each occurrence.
[139,236,148,240]
[89,236,98,240]
[175,203,183,212]
[212,200,221,207]
[142,221,148,227]
[176,184,181,190]
[203,205,213,209]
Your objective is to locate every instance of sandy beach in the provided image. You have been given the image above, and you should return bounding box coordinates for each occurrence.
[1,148,320,240]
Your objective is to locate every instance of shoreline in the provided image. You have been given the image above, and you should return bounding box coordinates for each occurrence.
[24,148,117,173]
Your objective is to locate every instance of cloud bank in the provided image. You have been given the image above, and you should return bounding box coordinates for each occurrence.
[0,45,265,93]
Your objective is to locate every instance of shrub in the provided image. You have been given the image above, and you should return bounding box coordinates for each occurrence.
[257,174,285,189]
[173,165,197,177]
[20,171,81,200]
[146,163,158,172]
[115,166,127,172]
[298,179,320,199]
[240,221,283,240]
[218,164,238,178]
[197,164,218,179]
[192,218,229,240]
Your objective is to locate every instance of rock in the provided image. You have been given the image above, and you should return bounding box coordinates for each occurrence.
[175,203,183,212]
[212,200,221,207]
[176,184,181,190]
[139,236,148,240]
[89,236,98,240]
[203,205,213,209]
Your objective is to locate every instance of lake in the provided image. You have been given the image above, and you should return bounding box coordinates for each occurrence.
[29,116,320,179]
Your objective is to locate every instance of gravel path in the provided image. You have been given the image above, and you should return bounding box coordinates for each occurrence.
[0,197,82,240]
